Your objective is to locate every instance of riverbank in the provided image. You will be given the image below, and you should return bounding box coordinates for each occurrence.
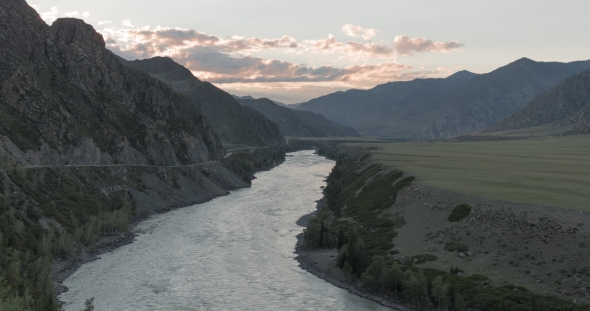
[295,197,412,311]
[294,144,590,310]
[52,148,289,302]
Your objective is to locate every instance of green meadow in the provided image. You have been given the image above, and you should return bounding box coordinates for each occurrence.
[345,135,590,211]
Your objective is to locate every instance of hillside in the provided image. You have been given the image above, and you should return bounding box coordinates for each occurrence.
[489,68,590,133]
[567,115,590,135]
[297,58,590,137]
[232,94,289,107]
[123,57,285,147]
[236,98,360,137]
[0,8,223,166]
[0,1,256,309]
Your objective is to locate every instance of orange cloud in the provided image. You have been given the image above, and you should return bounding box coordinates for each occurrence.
[101,25,456,103]
[304,34,395,58]
[394,35,464,55]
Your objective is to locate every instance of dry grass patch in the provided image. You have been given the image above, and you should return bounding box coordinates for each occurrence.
[348,135,590,210]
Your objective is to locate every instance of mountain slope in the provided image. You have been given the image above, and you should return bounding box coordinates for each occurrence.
[489,68,590,132]
[0,5,223,166]
[232,94,289,107]
[124,57,285,147]
[236,98,360,137]
[297,59,590,137]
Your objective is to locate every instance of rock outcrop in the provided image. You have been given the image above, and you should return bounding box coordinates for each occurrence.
[123,57,285,147]
[0,1,222,166]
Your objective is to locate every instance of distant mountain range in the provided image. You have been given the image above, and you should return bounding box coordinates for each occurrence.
[489,68,590,135]
[296,58,590,137]
[123,57,285,147]
[235,98,360,137]
[232,95,290,108]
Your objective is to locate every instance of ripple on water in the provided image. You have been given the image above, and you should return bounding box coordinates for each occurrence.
[60,150,395,311]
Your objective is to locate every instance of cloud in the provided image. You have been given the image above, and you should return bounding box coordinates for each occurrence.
[341,24,380,40]
[102,25,450,103]
[394,35,464,55]
[98,20,112,25]
[304,34,394,59]
[101,26,298,58]
[32,6,90,23]
[38,6,59,23]
[122,20,134,27]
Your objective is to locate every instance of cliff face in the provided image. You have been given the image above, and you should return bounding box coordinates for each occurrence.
[0,1,222,166]
[123,57,285,147]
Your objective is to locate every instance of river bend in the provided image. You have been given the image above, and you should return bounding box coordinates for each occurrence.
[60,150,393,311]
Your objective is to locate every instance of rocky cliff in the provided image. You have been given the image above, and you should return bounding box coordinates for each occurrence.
[123,57,285,147]
[0,1,222,166]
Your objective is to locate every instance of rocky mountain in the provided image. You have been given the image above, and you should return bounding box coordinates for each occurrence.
[0,2,226,166]
[236,98,360,137]
[233,94,290,107]
[123,57,285,147]
[296,58,590,137]
[489,68,590,133]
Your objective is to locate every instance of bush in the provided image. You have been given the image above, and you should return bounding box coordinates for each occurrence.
[445,242,469,252]
[448,204,472,222]
[408,254,438,264]
[469,274,490,282]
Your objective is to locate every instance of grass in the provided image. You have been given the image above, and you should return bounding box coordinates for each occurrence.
[346,135,590,211]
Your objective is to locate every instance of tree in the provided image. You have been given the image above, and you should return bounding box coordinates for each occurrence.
[336,226,346,250]
[404,270,428,309]
[431,276,450,310]
[379,263,404,293]
[454,292,466,311]
[361,256,385,289]
[82,297,95,311]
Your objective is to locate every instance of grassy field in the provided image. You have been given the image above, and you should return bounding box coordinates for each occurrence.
[346,135,590,211]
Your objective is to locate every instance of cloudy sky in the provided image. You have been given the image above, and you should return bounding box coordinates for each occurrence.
[30,0,590,104]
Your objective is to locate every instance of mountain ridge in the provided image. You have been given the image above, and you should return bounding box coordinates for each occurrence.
[123,57,286,147]
[488,68,590,133]
[296,58,590,137]
[0,11,223,166]
[236,98,360,137]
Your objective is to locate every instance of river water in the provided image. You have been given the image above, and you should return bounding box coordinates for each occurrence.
[60,150,393,311]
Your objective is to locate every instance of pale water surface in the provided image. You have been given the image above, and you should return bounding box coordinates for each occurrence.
[60,150,394,311]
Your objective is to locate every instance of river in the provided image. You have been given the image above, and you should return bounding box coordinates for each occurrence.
[60,150,394,311]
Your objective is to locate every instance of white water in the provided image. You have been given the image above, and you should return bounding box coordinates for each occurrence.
[60,150,394,311]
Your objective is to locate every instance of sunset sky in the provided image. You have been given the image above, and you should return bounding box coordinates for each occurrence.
[29,0,590,104]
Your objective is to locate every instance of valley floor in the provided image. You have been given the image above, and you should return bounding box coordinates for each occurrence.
[293,137,590,309]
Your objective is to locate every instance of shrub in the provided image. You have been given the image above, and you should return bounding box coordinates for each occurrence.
[408,254,438,264]
[469,274,490,282]
[448,204,472,222]
[445,242,469,252]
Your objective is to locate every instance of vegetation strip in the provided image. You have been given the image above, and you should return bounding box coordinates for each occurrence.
[297,146,590,311]
[0,148,287,310]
